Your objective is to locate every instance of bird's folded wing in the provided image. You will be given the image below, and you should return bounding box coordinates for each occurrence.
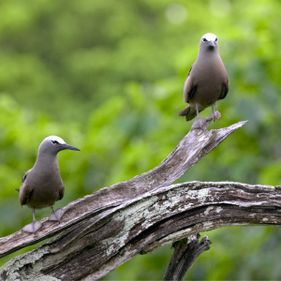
[22,169,31,183]
[183,66,198,103]
[19,183,33,206]
[219,80,229,100]
[58,184,64,200]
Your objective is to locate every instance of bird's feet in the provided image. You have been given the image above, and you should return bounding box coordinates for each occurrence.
[212,110,221,121]
[191,117,208,130]
[22,221,42,233]
[191,111,221,130]
[49,208,65,222]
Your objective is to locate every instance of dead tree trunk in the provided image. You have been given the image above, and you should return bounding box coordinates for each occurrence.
[2,120,280,281]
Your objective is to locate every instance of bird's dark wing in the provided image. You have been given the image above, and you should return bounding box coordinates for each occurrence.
[183,67,197,103]
[18,169,32,199]
[22,169,31,183]
[219,80,229,100]
[19,183,33,206]
[58,184,64,200]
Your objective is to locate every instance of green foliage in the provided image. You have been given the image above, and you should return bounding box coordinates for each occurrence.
[0,0,281,279]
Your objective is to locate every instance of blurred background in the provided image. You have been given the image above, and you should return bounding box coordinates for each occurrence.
[0,0,281,279]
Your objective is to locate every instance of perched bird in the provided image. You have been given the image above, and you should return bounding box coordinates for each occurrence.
[179,33,228,121]
[19,136,79,233]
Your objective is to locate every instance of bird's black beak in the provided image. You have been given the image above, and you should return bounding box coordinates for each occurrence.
[62,144,80,151]
[207,41,216,51]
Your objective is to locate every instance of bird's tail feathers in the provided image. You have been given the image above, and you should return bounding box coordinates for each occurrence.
[178,106,196,121]
[179,106,190,117]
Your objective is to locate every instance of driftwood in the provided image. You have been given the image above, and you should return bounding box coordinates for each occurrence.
[1,120,279,280]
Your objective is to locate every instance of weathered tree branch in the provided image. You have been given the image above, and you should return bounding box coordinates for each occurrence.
[0,121,257,280]
[0,121,246,258]
[1,181,281,280]
[164,234,211,281]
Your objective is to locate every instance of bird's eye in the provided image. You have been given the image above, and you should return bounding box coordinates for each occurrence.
[202,38,207,42]
[51,140,59,145]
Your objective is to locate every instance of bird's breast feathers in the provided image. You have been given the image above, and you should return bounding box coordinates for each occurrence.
[188,56,227,105]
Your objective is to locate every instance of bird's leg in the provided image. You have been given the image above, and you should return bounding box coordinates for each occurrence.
[22,209,42,233]
[195,103,200,118]
[192,104,208,130]
[211,103,221,121]
[49,206,65,222]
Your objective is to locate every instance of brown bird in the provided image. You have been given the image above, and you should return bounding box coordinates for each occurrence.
[179,33,228,121]
[19,136,79,233]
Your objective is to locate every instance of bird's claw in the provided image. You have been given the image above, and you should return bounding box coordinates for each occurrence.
[191,118,208,130]
[212,111,221,121]
[192,110,221,130]
[49,208,65,222]
[22,221,42,233]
